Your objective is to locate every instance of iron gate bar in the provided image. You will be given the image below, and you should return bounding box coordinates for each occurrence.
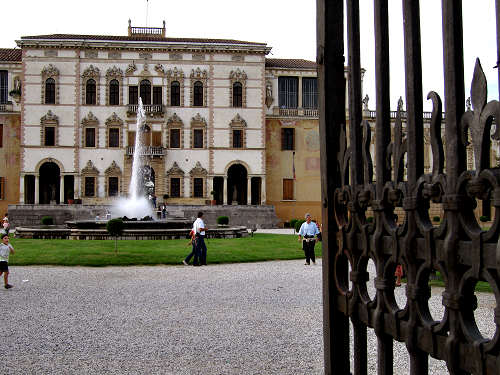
[319,0,500,374]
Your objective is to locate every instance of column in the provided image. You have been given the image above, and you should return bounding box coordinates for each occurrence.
[247,177,252,205]
[207,177,214,199]
[223,177,228,205]
[261,176,266,205]
[74,175,80,200]
[19,175,25,204]
[34,174,39,204]
[60,175,65,204]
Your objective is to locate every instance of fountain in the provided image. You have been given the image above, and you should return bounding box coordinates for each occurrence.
[111,98,154,220]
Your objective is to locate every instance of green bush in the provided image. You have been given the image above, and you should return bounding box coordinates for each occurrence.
[432,216,441,222]
[294,219,306,233]
[290,218,299,230]
[479,215,489,222]
[283,221,290,228]
[217,216,229,225]
[41,216,54,225]
[366,216,374,223]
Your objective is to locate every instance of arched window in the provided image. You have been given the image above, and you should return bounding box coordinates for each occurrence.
[86,79,96,105]
[109,79,119,105]
[193,81,203,107]
[171,81,180,106]
[45,78,55,104]
[140,79,151,105]
[233,82,242,107]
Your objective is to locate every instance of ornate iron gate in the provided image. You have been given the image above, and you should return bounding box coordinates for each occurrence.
[318,1,500,374]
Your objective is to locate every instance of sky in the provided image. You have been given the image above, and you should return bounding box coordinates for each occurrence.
[1,0,497,111]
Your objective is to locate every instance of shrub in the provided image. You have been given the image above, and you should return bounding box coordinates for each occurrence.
[41,216,54,225]
[294,219,306,233]
[290,218,299,230]
[106,218,124,254]
[366,216,374,223]
[432,216,441,223]
[479,215,489,222]
[217,216,229,225]
[283,221,290,228]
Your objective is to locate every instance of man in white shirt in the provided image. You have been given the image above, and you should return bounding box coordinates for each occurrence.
[193,211,208,266]
[298,213,319,265]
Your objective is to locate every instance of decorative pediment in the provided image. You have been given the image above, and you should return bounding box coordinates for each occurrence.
[230,114,247,128]
[154,64,165,75]
[189,161,207,176]
[191,113,207,127]
[106,66,124,78]
[167,162,185,176]
[229,68,247,81]
[190,67,207,79]
[41,64,59,78]
[81,111,99,126]
[81,160,99,175]
[40,110,58,124]
[105,112,123,126]
[126,61,137,75]
[105,161,122,176]
[167,113,183,126]
[82,65,100,79]
[166,67,184,80]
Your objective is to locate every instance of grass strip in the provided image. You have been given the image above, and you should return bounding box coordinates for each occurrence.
[8,234,321,267]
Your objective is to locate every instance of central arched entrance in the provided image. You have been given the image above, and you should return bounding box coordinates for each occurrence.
[227,164,247,205]
[39,162,60,204]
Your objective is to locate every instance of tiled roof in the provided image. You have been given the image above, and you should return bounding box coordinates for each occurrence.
[20,34,267,46]
[265,58,317,69]
[0,49,22,62]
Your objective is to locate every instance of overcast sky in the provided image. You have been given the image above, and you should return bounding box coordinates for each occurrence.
[1,0,497,111]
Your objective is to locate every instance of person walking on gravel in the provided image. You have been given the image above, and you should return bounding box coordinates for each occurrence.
[193,211,208,266]
[298,213,319,265]
[0,233,15,289]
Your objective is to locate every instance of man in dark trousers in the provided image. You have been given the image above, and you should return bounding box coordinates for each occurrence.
[193,211,208,266]
[298,213,320,265]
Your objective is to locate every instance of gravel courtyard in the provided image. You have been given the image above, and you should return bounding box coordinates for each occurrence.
[1,260,496,374]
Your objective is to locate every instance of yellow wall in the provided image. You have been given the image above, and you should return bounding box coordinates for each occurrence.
[266,118,322,225]
[0,114,20,215]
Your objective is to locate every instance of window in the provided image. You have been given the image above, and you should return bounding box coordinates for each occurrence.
[152,131,162,147]
[233,82,242,107]
[233,129,243,148]
[0,71,7,104]
[171,81,180,106]
[109,79,119,105]
[45,78,56,104]
[0,124,3,148]
[129,86,138,105]
[153,86,162,105]
[44,126,55,146]
[193,81,203,106]
[128,131,136,146]
[302,78,318,109]
[193,178,203,197]
[170,177,180,197]
[281,128,295,150]
[283,179,294,200]
[278,77,298,108]
[140,80,151,105]
[84,177,95,197]
[85,128,96,147]
[108,177,119,196]
[170,129,180,148]
[193,129,203,148]
[86,79,96,105]
[109,128,120,148]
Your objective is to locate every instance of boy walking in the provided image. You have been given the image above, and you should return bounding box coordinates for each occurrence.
[0,233,14,289]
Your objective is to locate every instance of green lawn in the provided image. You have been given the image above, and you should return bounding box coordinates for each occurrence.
[8,234,321,267]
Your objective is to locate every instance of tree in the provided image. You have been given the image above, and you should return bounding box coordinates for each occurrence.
[106,218,124,254]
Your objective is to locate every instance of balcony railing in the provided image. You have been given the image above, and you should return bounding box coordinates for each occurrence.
[0,103,14,112]
[366,109,446,120]
[126,146,165,156]
[131,27,163,36]
[127,104,164,117]
[272,107,319,118]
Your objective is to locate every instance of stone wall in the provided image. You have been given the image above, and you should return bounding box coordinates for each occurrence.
[8,204,280,229]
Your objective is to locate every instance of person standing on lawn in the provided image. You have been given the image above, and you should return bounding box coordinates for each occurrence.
[0,233,15,289]
[298,213,319,265]
[193,211,208,266]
